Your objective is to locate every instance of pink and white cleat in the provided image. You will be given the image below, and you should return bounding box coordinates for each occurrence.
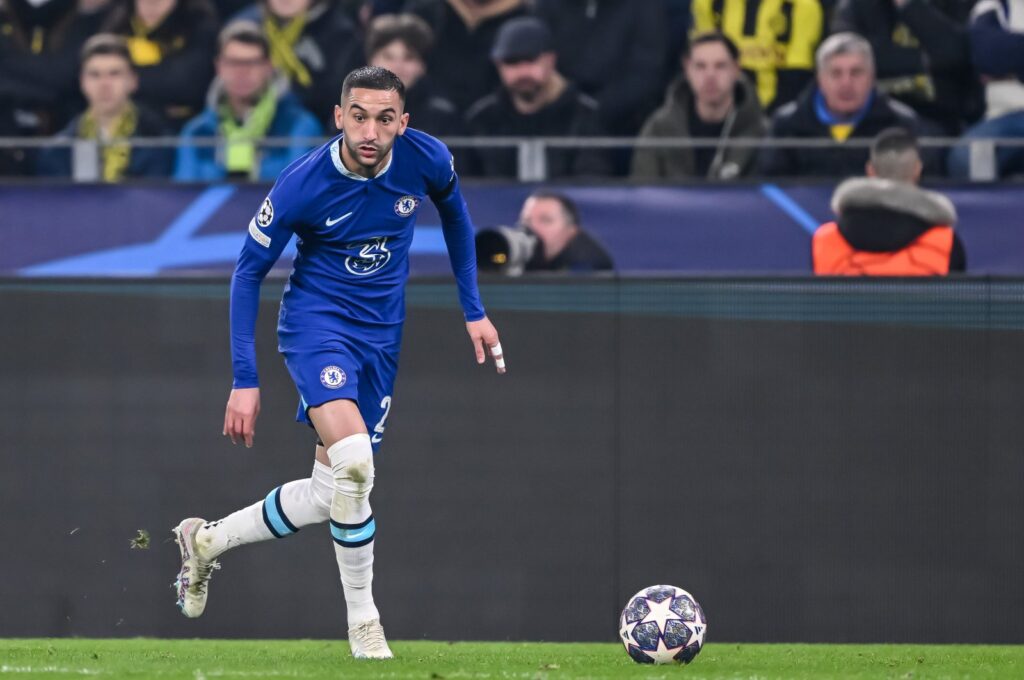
[172,517,219,618]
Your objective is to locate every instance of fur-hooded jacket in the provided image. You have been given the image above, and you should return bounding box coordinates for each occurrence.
[830,177,966,271]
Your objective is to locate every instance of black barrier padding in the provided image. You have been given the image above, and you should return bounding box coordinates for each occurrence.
[0,279,1021,642]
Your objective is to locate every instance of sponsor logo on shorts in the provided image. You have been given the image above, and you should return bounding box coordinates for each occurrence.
[394,195,419,217]
[320,365,346,389]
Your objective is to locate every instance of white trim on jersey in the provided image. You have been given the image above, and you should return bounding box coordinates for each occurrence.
[330,136,394,181]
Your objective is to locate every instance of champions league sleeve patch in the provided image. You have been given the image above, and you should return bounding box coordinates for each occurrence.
[248,196,274,247]
[256,197,274,227]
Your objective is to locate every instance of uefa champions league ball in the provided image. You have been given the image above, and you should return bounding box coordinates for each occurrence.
[618,585,707,664]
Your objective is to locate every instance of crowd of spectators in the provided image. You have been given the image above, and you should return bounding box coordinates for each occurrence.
[2,0,1023,181]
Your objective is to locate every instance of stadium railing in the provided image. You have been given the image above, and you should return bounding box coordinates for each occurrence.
[1,135,1020,182]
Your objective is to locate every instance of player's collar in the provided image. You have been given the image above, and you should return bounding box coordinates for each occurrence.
[331,136,394,181]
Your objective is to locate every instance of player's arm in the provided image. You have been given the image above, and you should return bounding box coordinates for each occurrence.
[225,193,296,447]
[428,153,506,374]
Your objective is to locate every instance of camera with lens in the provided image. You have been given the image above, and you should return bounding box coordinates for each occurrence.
[475,225,538,276]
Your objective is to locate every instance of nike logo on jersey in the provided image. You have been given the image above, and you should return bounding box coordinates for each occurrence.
[326,212,354,227]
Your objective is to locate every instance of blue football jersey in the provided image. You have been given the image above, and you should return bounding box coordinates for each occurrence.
[230,128,485,388]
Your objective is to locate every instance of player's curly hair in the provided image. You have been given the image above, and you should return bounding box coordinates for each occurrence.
[340,66,406,105]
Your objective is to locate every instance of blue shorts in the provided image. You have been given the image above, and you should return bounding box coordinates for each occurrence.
[281,332,400,452]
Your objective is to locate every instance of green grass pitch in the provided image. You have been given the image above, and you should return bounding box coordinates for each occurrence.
[1,640,1022,679]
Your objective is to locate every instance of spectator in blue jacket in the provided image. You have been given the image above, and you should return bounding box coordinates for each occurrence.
[948,0,1024,178]
[37,34,174,180]
[174,20,322,182]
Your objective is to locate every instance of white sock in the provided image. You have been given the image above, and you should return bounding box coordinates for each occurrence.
[327,434,380,627]
[196,461,333,560]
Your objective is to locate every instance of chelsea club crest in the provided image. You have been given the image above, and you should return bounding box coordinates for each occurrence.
[320,365,346,389]
[394,195,419,217]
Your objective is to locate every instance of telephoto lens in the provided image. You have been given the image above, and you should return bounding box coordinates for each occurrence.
[475,226,538,276]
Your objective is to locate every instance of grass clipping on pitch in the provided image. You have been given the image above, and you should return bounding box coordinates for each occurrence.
[1,640,1022,679]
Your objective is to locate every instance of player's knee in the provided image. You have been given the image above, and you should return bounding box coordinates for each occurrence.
[327,433,374,498]
[311,461,334,510]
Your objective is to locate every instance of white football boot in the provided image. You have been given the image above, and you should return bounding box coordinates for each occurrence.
[348,618,394,659]
[172,517,220,618]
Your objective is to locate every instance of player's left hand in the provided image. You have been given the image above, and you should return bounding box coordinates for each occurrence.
[466,317,506,374]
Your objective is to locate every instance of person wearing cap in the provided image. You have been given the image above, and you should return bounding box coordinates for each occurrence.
[463,15,613,178]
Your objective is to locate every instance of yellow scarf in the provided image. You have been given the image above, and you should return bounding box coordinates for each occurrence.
[264,13,312,88]
[78,104,139,182]
[219,87,279,179]
[127,15,163,66]
[830,124,854,143]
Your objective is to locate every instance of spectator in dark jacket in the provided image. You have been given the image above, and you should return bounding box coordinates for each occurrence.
[174,20,322,181]
[0,0,107,148]
[691,0,826,112]
[832,0,981,134]
[464,16,612,179]
[535,0,668,137]
[233,0,363,121]
[762,32,921,177]
[214,0,252,19]
[947,0,1024,179]
[102,0,218,131]
[632,32,767,180]
[404,0,529,112]
[37,34,174,180]
[365,13,463,138]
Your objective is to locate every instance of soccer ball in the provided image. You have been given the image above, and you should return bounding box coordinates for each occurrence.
[618,585,707,664]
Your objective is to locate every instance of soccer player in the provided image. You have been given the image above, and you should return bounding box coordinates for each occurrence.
[172,66,505,660]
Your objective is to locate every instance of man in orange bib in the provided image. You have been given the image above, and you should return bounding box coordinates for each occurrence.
[813,127,966,275]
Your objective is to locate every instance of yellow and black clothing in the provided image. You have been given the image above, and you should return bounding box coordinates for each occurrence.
[813,177,965,275]
[0,0,105,142]
[102,0,218,131]
[233,0,362,123]
[833,0,982,134]
[691,0,825,112]
[35,103,174,180]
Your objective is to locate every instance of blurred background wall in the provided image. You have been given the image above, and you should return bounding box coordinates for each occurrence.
[2,278,1021,643]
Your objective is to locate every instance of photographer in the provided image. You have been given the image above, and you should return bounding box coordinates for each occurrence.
[477,191,614,275]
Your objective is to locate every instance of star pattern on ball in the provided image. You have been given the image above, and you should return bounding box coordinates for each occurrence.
[620,586,707,665]
[682,607,707,648]
[639,594,683,633]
